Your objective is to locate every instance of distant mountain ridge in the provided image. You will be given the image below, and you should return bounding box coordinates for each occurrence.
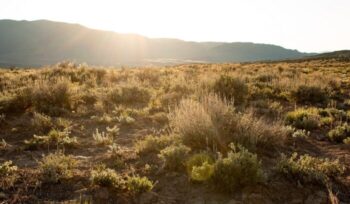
[0,20,314,67]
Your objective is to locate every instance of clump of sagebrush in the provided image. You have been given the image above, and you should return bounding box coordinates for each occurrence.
[91,165,125,190]
[213,75,248,106]
[103,85,152,108]
[186,152,214,182]
[169,94,235,151]
[0,160,18,189]
[232,112,288,150]
[285,108,320,130]
[328,123,350,143]
[31,112,53,133]
[135,135,174,155]
[277,153,345,184]
[292,84,328,104]
[159,144,191,171]
[170,94,287,151]
[25,129,78,150]
[29,78,75,115]
[39,152,78,183]
[126,175,154,194]
[212,144,264,193]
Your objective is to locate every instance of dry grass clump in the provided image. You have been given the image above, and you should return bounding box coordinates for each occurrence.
[31,112,54,133]
[92,128,114,146]
[0,160,18,189]
[170,94,235,151]
[213,75,248,106]
[170,94,287,151]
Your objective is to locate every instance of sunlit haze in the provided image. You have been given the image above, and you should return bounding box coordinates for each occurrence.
[1,0,350,52]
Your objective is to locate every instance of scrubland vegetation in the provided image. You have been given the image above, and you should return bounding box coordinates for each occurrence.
[0,59,350,203]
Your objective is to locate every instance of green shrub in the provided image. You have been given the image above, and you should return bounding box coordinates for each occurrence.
[213,75,248,106]
[328,123,350,143]
[91,165,125,190]
[212,144,263,193]
[159,144,191,171]
[285,108,320,130]
[292,85,328,104]
[277,153,345,184]
[136,135,174,155]
[126,176,154,194]
[39,152,78,183]
[186,153,214,182]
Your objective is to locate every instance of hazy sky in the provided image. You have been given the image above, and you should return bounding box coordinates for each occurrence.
[1,0,349,52]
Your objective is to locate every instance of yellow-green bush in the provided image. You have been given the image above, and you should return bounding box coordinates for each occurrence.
[126,176,154,194]
[285,108,320,130]
[212,144,264,193]
[186,153,214,182]
[328,123,350,143]
[277,153,345,184]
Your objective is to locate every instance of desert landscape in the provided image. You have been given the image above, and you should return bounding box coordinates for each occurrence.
[1,57,350,203]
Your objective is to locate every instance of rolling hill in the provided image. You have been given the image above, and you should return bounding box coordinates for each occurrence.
[0,20,314,67]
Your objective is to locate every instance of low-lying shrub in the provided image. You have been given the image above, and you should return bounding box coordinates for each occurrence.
[285,108,320,130]
[186,153,214,182]
[135,135,174,155]
[212,144,264,193]
[39,152,78,183]
[292,85,328,104]
[91,165,125,190]
[0,160,18,189]
[277,153,345,184]
[328,123,350,143]
[126,176,154,194]
[25,129,78,150]
[31,112,53,133]
[158,144,191,171]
